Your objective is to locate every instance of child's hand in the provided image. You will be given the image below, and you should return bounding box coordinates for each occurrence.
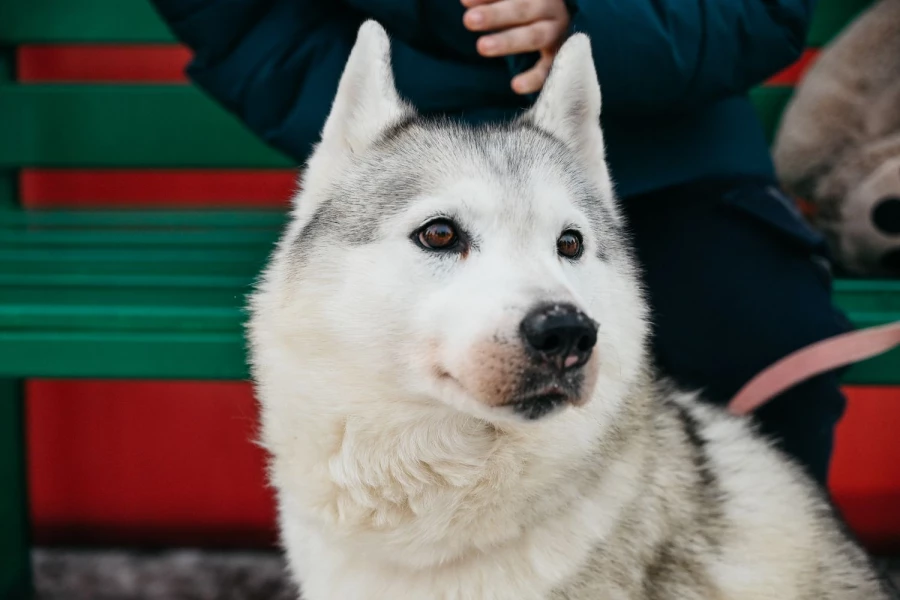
[462,0,571,94]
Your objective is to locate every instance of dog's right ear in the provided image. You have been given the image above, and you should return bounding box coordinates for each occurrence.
[523,34,619,220]
[317,20,411,158]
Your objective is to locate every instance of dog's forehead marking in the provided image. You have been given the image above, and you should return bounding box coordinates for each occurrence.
[293,119,619,263]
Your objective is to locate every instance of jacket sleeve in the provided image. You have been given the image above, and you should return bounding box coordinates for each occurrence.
[149,0,367,164]
[565,0,815,115]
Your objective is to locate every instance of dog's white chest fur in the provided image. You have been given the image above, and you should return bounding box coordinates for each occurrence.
[267,408,639,600]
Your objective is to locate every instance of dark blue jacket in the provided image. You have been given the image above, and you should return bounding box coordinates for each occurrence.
[149,0,814,198]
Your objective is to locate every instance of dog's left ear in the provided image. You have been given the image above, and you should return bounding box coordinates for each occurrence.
[524,34,617,214]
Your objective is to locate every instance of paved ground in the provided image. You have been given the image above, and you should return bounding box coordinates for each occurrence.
[34,549,297,600]
[32,548,900,599]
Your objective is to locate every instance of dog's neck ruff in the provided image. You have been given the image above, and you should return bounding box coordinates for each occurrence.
[273,386,648,572]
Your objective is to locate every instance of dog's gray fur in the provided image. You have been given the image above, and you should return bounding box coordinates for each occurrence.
[247,21,893,600]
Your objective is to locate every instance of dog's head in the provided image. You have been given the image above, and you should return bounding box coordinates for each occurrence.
[250,22,648,425]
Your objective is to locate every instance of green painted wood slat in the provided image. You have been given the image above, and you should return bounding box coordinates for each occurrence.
[0,0,175,44]
[0,209,286,229]
[0,281,253,308]
[0,273,254,289]
[0,332,248,380]
[0,253,270,277]
[0,305,244,332]
[0,229,280,247]
[0,85,292,168]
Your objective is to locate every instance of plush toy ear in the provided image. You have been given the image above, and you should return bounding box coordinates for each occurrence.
[523,34,618,219]
[318,20,411,156]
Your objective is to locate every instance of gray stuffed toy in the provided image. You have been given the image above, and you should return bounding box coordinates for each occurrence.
[773,0,900,276]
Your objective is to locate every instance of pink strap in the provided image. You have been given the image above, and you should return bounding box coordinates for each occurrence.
[727,321,900,416]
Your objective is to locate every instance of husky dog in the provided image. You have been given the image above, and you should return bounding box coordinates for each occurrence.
[247,21,891,600]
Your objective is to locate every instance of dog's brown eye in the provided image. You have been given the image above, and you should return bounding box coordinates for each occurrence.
[557,230,583,259]
[417,220,458,250]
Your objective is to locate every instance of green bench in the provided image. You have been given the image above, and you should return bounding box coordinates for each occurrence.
[1,0,898,597]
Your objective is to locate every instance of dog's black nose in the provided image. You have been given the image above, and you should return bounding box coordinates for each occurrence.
[520,304,598,371]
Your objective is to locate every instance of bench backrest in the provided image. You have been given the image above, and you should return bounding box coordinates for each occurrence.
[0,0,876,210]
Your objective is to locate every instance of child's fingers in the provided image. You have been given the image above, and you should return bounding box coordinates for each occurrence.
[476,20,562,57]
[511,53,554,94]
[463,0,555,32]
[460,0,500,8]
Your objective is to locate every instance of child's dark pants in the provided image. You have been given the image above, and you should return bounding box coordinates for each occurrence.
[623,177,852,487]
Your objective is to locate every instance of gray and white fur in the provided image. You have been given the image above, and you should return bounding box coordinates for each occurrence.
[247,21,893,600]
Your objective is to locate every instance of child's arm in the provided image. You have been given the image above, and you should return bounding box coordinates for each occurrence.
[462,0,815,115]
[567,0,815,114]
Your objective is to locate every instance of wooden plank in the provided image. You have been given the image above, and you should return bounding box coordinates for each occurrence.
[0,209,286,228]
[0,229,278,248]
[0,85,293,168]
[0,248,270,276]
[0,273,253,290]
[19,169,294,208]
[842,351,900,386]
[0,0,174,44]
[0,332,249,379]
[17,45,190,83]
[0,305,243,333]
[0,277,252,308]
[834,280,900,314]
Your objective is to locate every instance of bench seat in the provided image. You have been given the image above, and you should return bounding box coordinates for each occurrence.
[0,210,283,380]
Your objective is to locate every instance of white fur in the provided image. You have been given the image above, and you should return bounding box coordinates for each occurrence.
[248,22,890,600]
